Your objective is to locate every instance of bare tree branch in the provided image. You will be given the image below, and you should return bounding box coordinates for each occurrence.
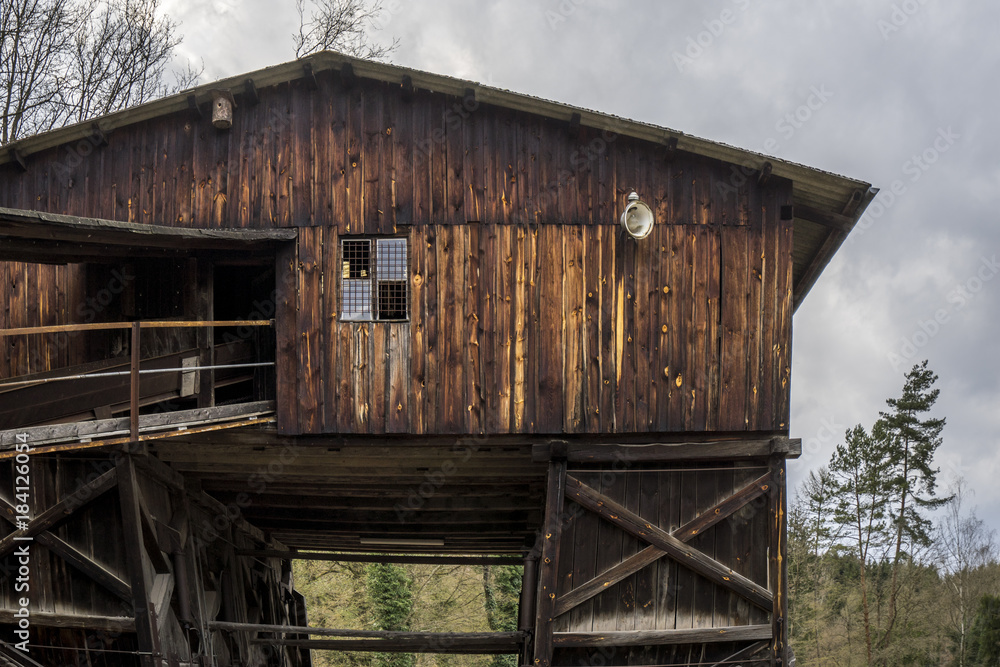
[294,0,399,60]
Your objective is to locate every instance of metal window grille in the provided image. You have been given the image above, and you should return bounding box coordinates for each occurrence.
[340,238,408,321]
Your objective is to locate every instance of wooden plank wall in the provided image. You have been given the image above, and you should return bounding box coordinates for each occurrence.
[278,210,791,436]
[550,463,770,666]
[0,69,793,435]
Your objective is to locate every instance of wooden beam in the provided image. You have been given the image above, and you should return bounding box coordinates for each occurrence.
[0,468,118,558]
[0,640,46,666]
[34,531,132,602]
[0,401,275,448]
[236,550,523,565]
[400,74,414,102]
[757,161,773,186]
[553,473,772,616]
[248,633,523,654]
[244,78,259,105]
[709,640,771,667]
[117,453,161,666]
[565,475,773,610]
[130,322,140,442]
[553,625,772,648]
[0,610,134,632]
[770,456,789,665]
[532,460,567,667]
[533,438,789,463]
[794,203,854,233]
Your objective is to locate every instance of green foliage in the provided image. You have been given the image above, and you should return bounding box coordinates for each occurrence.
[482,565,522,667]
[969,595,1000,666]
[366,563,415,667]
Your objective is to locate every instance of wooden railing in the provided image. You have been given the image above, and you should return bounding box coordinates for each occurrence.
[0,319,274,440]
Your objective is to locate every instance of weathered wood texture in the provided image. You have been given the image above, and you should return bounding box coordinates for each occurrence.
[0,71,793,436]
[0,451,310,666]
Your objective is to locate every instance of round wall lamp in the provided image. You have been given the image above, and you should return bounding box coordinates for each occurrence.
[620,192,654,239]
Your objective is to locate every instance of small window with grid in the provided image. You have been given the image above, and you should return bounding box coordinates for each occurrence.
[340,237,408,321]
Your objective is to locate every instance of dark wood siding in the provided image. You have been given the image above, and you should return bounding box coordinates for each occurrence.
[0,69,793,435]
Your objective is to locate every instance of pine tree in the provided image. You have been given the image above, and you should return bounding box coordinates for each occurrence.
[878,361,950,657]
[366,563,415,667]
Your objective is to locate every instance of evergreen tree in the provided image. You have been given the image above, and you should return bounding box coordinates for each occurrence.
[482,565,522,667]
[878,361,950,656]
[969,595,1000,666]
[366,563,415,667]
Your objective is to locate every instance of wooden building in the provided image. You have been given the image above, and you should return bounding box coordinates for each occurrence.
[0,51,875,666]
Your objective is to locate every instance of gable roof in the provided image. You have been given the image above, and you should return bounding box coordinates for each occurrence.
[0,50,876,308]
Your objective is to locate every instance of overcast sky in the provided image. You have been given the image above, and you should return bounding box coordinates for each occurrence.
[161,0,1000,533]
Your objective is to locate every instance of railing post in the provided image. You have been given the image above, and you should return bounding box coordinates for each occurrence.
[130,321,140,442]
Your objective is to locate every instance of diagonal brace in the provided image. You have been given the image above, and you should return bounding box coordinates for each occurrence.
[565,475,773,610]
[554,472,771,616]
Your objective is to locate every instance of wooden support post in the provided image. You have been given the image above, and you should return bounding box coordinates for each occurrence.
[769,455,788,665]
[532,459,567,667]
[130,321,140,442]
[519,554,538,631]
[196,261,215,408]
[117,452,161,667]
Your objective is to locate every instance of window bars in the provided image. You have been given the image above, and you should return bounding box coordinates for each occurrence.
[341,238,408,321]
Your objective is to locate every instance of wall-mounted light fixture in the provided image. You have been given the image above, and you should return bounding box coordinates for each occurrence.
[620,191,654,239]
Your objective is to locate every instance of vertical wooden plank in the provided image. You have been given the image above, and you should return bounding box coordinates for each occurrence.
[336,322,355,434]
[563,225,585,433]
[297,228,322,433]
[345,82,364,233]
[381,84,397,233]
[494,225,514,432]
[775,186,794,430]
[770,456,788,664]
[705,228,722,432]
[746,183,765,431]
[291,81,314,226]
[322,227,340,432]
[275,84,294,227]
[568,471,600,635]
[634,226,653,431]
[363,86,384,234]
[429,96,447,224]
[409,228,427,434]
[616,472,640,633]
[537,225,564,433]
[758,188,779,432]
[467,223,483,433]
[583,225,602,433]
[465,106,484,222]
[713,467,737,628]
[480,222,499,432]
[592,468,626,632]
[511,225,529,432]
[599,225,617,433]
[391,88,413,228]
[423,227,439,433]
[436,226,465,432]
[618,235,636,433]
[446,96,465,225]
[634,470,659,659]
[691,469,718,629]
[352,324,371,432]
[719,227,749,431]
[275,240,299,434]
[387,322,410,433]
[328,78,349,233]
[534,460,568,667]
[655,224,672,432]
[690,228,710,431]
[674,471,697,632]
[369,320,387,433]
[117,454,159,667]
